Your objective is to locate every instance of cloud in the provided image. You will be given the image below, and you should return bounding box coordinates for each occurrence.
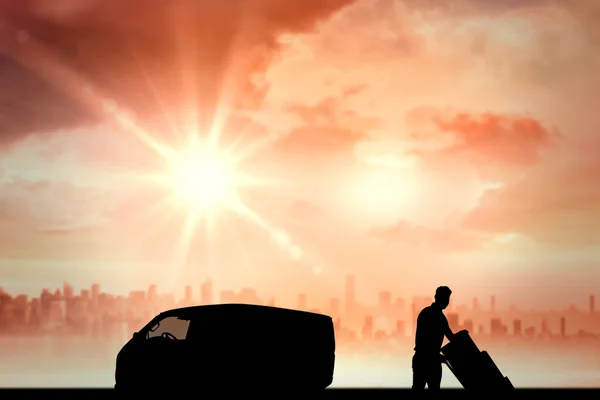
[259,0,596,159]
[0,60,94,149]
[462,133,600,246]
[0,0,356,145]
[368,219,485,252]
[0,177,112,230]
[273,126,366,159]
[407,108,559,166]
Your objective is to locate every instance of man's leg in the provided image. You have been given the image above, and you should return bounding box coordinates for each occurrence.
[426,361,443,390]
[411,355,427,390]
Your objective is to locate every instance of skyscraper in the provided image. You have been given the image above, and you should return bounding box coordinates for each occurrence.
[362,315,373,340]
[472,297,480,312]
[148,284,157,302]
[541,319,549,335]
[513,319,522,337]
[63,282,73,300]
[590,295,595,314]
[490,295,496,313]
[184,286,193,304]
[329,298,340,316]
[394,297,405,314]
[411,297,433,334]
[200,279,213,305]
[490,318,504,338]
[395,320,405,337]
[298,294,307,310]
[378,291,392,311]
[463,319,474,333]
[345,274,355,315]
[447,313,459,332]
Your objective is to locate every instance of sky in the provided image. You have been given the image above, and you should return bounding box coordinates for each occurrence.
[0,0,599,308]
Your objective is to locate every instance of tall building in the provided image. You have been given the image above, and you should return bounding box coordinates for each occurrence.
[63,282,73,300]
[329,298,340,316]
[63,282,74,321]
[463,319,474,333]
[148,285,157,302]
[91,284,100,309]
[472,297,480,312]
[345,274,356,315]
[184,286,193,303]
[220,290,235,303]
[333,317,341,332]
[394,297,405,314]
[80,289,90,302]
[200,279,213,305]
[490,295,496,313]
[395,320,405,337]
[525,326,536,338]
[239,288,258,304]
[490,318,505,338]
[560,317,566,338]
[362,315,373,340]
[513,319,522,337]
[590,295,595,314]
[298,293,307,310]
[447,313,459,332]
[378,291,392,311]
[541,319,549,335]
[412,297,433,334]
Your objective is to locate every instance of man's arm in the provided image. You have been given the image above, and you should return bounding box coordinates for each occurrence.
[443,316,455,341]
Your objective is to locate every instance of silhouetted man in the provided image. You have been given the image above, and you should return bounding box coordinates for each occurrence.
[412,286,456,390]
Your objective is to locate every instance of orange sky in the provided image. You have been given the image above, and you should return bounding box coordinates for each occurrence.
[0,0,599,308]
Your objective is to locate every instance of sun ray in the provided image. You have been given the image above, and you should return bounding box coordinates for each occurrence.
[229,130,289,165]
[0,19,176,163]
[127,42,184,144]
[220,213,254,271]
[204,82,230,153]
[204,53,246,153]
[108,110,177,162]
[127,193,181,232]
[204,209,217,251]
[217,117,274,167]
[1,16,318,285]
[167,205,201,289]
[171,5,203,154]
[225,197,305,262]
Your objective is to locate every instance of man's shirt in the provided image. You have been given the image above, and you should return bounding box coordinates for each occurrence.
[414,303,451,355]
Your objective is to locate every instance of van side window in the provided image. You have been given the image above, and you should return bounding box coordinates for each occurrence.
[146,316,191,340]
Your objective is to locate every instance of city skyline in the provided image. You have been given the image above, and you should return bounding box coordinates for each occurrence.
[4,276,600,314]
[3,276,600,339]
[1,276,600,389]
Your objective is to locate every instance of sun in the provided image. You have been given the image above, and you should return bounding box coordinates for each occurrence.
[173,155,236,210]
[171,152,236,211]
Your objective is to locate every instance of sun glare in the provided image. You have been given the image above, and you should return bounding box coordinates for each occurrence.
[171,153,235,211]
[0,12,317,288]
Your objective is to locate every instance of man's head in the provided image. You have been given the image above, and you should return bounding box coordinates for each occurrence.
[434,286,452,310]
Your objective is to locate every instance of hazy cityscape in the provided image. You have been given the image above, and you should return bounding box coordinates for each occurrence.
[1,274,600,345]
[1,275,600,388]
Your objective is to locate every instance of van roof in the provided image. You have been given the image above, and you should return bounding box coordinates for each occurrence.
[158,303,332,323]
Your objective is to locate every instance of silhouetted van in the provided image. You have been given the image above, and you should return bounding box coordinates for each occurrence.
[115,304,336,392]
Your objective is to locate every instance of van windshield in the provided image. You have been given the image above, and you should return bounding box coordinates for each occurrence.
[146,316,191,340]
